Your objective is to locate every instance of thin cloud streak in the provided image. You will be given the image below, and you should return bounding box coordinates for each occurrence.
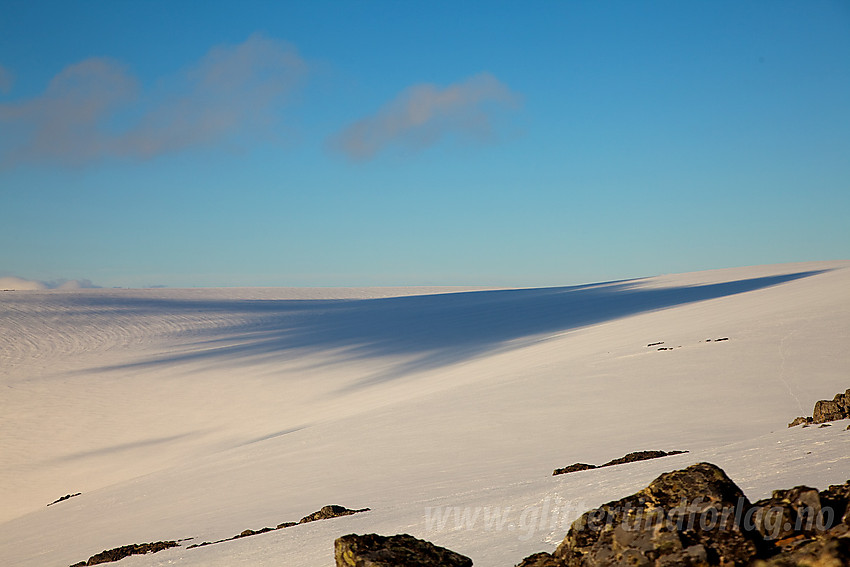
[330,72,521,160]
[0,275,100,290]
[0,34,307,167]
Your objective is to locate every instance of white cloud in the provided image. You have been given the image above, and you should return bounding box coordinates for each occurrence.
[0,34,307,167]
[0,58,138,166]
[0,276,48,291]
[330,72,521,160]
[0,276,99,290]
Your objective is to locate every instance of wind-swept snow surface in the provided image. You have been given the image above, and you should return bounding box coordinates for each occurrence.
[1,262,848,566]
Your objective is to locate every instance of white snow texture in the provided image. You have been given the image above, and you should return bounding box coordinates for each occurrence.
[0,261,848,566]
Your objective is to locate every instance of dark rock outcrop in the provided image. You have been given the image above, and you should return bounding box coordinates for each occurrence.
[515,551,563,567]
[69,541,178,566]
[300,504,370,524]
[553,450,687,476]
[601,450,688,468]
[519,463,850,567]
[187,504,370,549]
[819,481,850,526]
[237,527,274,538]
[814,400,846,424]
[551,462,759,566]
[791,387,850,425]
[48,492,81,506]
[786,416,812,428]
[752,523,850,566]
[319,468,849,567]
[334,533,472,567]
[751,487,823,541]
[553,463,597,475]
[837,389,850,411]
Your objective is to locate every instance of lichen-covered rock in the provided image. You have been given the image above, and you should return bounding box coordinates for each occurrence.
[752,487,822,541]
[813,400,847,424]
[551,462,760,566]
[751,523,850,566]
[515,473,850,567]
[334,533,472,567]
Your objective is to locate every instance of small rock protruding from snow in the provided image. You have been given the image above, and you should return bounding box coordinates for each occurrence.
[788,416,812,428]
[299,504,369,524]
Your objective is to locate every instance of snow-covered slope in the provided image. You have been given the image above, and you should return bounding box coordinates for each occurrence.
[1,262,848,567]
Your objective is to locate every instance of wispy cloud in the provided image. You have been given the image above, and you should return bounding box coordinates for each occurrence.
[0,64,14,94]
[330,72,520,160]
[0,34,307,167]
[0,275,100,290]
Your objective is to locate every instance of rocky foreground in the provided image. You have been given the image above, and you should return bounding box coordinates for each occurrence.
[336,462,850,566]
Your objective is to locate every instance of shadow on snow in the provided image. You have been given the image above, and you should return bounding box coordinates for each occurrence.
[87,270,826,388]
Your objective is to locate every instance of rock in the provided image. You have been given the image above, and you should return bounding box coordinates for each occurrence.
[819,480,850,527]
[300,505,369,524]
[785,388,849,427]
[752,486,822,541]
[515,551,562,567]
[600,451,687,468]
[235,527,273,538]
[517,473,850,567]
[553,463,597,476]
[751,523,850,566]
[813,400,847,423]
[277,521,297,529]
[550,462,760,567]
[832,390,850,412]
[553,451,687,476]
[334,533,472,567]
[48,492,81,506]
[70,541,178,566]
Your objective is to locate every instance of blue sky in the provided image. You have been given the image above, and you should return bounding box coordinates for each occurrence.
[1,1,848,288]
